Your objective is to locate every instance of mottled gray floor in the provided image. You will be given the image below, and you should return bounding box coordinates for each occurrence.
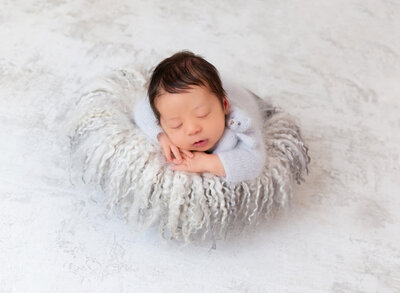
[1,0,399,292]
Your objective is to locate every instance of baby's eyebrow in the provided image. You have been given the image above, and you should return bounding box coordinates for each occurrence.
[166,117,180,121]
[192,104,209,113]
[165,104,208,121]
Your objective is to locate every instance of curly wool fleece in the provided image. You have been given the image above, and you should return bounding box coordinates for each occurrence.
[68,68,310,243]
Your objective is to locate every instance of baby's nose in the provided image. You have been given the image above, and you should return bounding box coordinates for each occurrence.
[186,123,201,135]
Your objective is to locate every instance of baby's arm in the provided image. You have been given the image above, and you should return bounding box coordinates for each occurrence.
[172,145,264,183]
[216,142,265,183]
[171,126,265,181]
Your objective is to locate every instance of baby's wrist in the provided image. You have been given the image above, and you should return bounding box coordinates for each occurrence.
[207,154,226,177]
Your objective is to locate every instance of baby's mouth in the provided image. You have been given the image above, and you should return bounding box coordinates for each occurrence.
[192,139,209,147]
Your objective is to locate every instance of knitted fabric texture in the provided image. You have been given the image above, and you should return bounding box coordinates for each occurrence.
[69,68,311,243]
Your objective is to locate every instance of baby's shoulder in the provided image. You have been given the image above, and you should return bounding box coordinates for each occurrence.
[221,78,264,132]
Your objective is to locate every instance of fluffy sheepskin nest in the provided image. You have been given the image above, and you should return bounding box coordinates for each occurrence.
[68,68,310,244]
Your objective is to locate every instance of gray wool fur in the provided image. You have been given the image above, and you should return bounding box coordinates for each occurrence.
[68,68,311,244]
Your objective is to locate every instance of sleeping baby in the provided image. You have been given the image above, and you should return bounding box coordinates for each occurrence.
[132,51,266,183]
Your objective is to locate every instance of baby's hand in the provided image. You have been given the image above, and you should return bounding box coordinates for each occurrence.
[171,152,226,177]
[171,151,209,173]
[157,132,193,164]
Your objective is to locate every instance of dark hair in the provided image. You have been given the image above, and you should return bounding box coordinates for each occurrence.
[147,51,226,122]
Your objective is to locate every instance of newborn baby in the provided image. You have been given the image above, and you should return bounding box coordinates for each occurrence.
[132,51,266,183]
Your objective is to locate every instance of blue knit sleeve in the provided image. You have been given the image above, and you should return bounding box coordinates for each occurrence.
[131,97,164,143]
[216,141,266,183]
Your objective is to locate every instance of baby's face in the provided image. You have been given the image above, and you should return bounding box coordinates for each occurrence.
[156,85,229,151]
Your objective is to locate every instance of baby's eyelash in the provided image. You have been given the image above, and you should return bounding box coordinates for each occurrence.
[172,124,182,129]
[198,113,210,118]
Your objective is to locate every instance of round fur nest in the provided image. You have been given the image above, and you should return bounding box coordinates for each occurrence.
[69,68,310,243]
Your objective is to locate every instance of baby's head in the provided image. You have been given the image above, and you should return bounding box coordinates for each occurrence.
[148,51,230,151]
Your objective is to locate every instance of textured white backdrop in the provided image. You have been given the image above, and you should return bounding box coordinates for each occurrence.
[1,0,399,292]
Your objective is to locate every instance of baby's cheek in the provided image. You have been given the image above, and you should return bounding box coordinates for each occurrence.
[209,125,224,147]
[173,133,190,150]
[164,131,177,145]
[170,135,181,146]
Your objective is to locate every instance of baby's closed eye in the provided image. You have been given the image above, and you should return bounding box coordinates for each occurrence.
[171,124,182,129]
[198,112,210,118]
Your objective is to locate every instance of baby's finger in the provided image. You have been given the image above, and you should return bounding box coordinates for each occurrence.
[181,152,189,160]
[172,158,183,164]
[170,145,182,162]
[162,145,172,162]
[181,149,194,158]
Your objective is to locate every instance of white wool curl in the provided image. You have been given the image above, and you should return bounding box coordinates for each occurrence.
[68,68,311,243]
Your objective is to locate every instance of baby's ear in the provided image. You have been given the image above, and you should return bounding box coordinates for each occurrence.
[223,96,230,115]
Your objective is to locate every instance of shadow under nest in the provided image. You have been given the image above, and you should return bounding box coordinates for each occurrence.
[68,68,310,244]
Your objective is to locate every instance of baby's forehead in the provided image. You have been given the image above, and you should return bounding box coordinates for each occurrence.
[157,83,213,96]
[156,86,217,104]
